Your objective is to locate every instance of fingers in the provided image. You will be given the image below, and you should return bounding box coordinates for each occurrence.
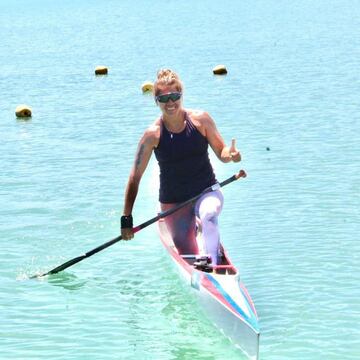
[229,138,241,162]
[121,228,134,240]
[230,138,236,151]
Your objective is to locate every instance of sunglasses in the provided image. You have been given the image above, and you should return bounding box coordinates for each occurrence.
[156,92,182,103]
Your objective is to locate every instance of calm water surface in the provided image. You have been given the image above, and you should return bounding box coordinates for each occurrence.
[1,0,359,359]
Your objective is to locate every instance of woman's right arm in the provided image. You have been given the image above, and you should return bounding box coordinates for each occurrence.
[121,125,159,240]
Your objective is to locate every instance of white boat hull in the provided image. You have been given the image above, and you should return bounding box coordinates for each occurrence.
[158,219,260,359]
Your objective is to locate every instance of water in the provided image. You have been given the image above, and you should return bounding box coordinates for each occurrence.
[1,0,359,359]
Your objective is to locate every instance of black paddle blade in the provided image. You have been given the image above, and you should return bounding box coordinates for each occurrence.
[31,235,123,279]
[30,255,86,279]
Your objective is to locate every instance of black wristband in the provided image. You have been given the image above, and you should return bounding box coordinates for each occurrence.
[121,215,133,229]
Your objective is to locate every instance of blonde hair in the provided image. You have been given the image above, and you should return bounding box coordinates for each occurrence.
[154,69,183,96]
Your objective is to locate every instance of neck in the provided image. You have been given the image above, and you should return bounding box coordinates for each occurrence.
[162,109,186,132]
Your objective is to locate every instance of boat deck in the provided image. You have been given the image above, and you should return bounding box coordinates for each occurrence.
[158,219,238,275]
[180,254,237,275]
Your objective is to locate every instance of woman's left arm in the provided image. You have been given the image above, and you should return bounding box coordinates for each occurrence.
[202,112,241,163]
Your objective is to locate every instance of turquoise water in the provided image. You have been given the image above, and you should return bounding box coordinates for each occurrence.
[1,0,359,359]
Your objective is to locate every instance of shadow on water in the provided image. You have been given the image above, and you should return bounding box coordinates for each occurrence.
[171,346,217,360]
[46,272,87,290]
[24,271,87,290]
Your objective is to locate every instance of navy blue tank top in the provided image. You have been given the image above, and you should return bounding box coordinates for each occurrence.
[154,112,217,203]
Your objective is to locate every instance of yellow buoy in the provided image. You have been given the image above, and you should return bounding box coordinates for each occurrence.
[213,65,228,75]
[15,105,32,118]
[142,81,154,93]
[95,66,108,75]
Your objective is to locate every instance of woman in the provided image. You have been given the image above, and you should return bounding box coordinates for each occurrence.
[121,69,241,265]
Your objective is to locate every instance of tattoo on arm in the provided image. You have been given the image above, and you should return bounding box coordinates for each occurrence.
[135,144,145,168]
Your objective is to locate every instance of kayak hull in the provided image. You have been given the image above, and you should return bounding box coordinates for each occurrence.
[158,219,260,360]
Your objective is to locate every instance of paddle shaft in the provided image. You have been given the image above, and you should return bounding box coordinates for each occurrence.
[33,170,246,278]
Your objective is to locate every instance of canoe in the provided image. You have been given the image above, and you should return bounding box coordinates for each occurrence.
[158,218,260,360]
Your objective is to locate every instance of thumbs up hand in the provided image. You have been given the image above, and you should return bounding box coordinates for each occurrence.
[228,138,241,162]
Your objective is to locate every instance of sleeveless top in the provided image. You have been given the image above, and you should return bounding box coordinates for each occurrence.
[154,112,217,203]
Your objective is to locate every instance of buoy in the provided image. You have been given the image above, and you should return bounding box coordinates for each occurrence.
[141,81,154,93]
[213,65,228,75]
[15,105,32,118]
[95,66,108,75]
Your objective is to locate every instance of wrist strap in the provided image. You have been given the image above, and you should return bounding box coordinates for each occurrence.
[121,215,133,229]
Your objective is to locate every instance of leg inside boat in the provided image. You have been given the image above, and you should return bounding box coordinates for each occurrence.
[160,202,198,255]
[195,189,224,265]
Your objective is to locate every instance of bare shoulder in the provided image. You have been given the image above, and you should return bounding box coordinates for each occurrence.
[142,119,160,148]
[187,108,211,121]
[188,109,215,125]
[187,109,214,136]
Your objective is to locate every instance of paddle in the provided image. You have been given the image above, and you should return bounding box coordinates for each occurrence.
[31,170,246,279]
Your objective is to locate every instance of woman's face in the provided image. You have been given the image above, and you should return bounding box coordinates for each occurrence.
[155,84,183,117]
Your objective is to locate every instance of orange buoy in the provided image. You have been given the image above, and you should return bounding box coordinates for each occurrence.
[95,66,108,75]
[213,65,228,75]
[15,105,32,118]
